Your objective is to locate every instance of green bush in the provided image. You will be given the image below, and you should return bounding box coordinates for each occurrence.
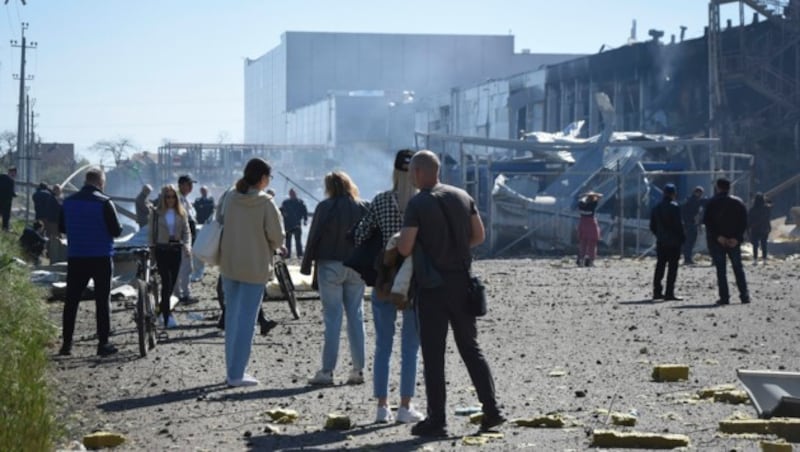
[0,224,59,451]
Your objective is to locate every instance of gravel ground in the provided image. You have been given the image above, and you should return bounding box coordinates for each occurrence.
[48,254,800,451]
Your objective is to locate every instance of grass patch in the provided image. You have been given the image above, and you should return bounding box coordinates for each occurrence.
[0,221,59,451]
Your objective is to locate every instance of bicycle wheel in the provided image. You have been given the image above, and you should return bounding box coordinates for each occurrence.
[275,260,300,319]
[147,278,159,350]
[136,279,148,358]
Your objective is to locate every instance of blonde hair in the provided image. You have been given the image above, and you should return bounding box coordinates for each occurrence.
[156,184,187,218]
[324,171,360,200]
[392,169,417,213]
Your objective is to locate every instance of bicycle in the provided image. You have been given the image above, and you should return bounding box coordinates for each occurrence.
[273,252,300,320]
[115,245,159,357]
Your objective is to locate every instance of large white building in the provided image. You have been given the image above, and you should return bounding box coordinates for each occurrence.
[244,31,579,149]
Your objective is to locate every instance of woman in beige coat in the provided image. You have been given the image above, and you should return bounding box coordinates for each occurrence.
[218,158,285,387]
[149,184,190,328]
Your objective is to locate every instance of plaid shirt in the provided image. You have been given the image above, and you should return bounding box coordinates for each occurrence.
[354,190,401,248]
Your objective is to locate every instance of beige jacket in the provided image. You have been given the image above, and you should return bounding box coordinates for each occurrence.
[218,188,285,285]
[149,208,190,247]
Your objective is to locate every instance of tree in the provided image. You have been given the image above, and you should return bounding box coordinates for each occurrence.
[0,131,16,167]
[91,138,137,167]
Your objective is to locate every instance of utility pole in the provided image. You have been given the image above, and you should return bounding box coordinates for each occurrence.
[11,22,36,178]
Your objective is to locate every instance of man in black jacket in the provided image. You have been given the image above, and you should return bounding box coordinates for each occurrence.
[703,178,750,305]
[0,166,17,231]
[681,186,706,264]
[650,183,685,301]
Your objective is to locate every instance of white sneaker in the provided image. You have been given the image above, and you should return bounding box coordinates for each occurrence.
[396,405,425,424]
[227,374,259,387]
[346,368,364,385]
[308,370,334,386]
[375,405,394,423]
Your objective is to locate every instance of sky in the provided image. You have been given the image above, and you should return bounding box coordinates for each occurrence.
[0,0,740,164]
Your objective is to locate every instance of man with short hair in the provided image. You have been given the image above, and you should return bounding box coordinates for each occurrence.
[703,178,750,305]
[650,183,685,301]
[397,150,504,437]
[58,168,123,356]
[0,167,17,231]
[280,188,308,258]
[193,185,215,225]
[44,184,64,261]
[134,184,153,228]
[32,182,53,222]
[681,186,706,265]
[175,174,198,304]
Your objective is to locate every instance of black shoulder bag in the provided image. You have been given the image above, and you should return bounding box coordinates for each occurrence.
[434,195,487,317]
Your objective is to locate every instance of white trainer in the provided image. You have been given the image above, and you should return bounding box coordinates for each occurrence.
[396,405,425,424]
[375,405,394,423]
[227,374,259,387]
[308,370,334,386]
[346,368,364,385]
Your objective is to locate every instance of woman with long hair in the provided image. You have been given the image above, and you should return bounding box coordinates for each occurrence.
[218,158,285,387]
[149,184,190,328]
[749,192,772,264]
[576,191,603,267]
[354,149,424,423]
[301,171,368,386]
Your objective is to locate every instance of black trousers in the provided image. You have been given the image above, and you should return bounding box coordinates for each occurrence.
[416,271,499,425]
[63,256,113,346]
[285,226,303,258]
[654,243,681,297]
[155,245,182,324]
[0,200,10,231]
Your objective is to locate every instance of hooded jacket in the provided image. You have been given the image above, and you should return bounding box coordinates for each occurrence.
[218,188,285,285]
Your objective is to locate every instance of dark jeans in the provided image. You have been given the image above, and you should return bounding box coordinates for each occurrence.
[155,245,182,324]
[751,234,768,260]
[63,256,113,346]
[654,244,681,297]
[708,240,750,302]
[0,200,10,231]
[416,271,499,425]
[285,226,303,258]
[683,224,699,262]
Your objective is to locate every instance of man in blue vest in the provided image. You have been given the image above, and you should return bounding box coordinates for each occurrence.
[58,168,123,356]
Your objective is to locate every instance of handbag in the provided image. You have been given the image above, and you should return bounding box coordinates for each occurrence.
[434,195,488,317]
[192,220,222,265]
[468,274,487,317]
[343,229,382,286]
[192,189,228,266]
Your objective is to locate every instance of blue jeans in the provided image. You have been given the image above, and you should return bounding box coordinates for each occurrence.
[708,241,750,302]
[371,291,419,399]
[221,277,264,380]
[317,260,365,372]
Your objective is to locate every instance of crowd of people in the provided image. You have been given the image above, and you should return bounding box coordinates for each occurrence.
[1,151,778,438]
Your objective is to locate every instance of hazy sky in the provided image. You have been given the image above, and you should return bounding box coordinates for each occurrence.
[1,0,742,163]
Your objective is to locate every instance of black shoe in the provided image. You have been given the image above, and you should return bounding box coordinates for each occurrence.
[479,413,506,432]
[741,298,751,304]
[410,419,447,437]
[664,295,683,301]
[652,293,664,300]
[97,343,118,357]
[58,344,72,356]
[259,319,278,336]
[715,299,730,306]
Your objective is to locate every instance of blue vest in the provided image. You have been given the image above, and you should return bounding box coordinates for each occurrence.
[63,188,114,258]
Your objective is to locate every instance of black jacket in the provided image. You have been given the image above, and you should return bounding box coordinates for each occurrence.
[703,192,748,242]
[650,197,685,247]
[300,196,367,274]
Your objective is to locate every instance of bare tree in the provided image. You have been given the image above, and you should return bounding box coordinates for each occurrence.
[91,138,137,166]
[0,131,16,167]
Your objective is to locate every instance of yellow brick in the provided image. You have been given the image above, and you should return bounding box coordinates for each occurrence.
[652,364,690,382]
[324,413,352,430]
[611,412,637,426]
[513,415,565,428]
[82,431,126,449]
[591,429,690,448]
[761,440,793,452]
[719,419,772,435]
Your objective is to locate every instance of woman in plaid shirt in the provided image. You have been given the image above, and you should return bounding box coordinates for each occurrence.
[354,149,424,424]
